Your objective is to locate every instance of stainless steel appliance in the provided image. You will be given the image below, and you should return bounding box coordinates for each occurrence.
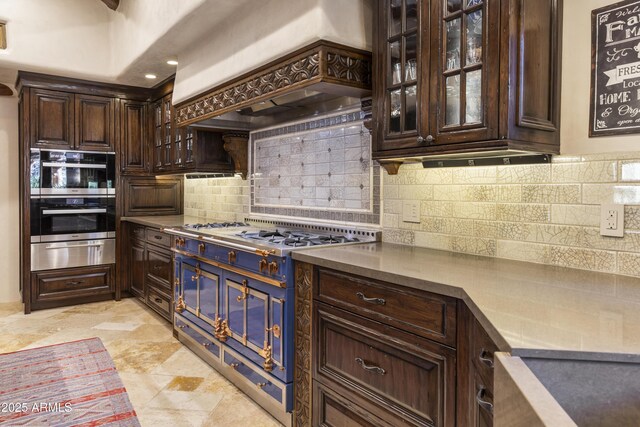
[31,149,115,196]
[30,149,116,272]
[164,219,380,427]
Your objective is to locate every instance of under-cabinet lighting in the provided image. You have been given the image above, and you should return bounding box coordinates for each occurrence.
[145,74,157,79]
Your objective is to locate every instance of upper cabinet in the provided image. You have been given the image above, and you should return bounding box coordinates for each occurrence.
[75,94,115,151]
[120,100,148,175]
[372,0,562,173]
[152,95,173,174]
[30,89,115,152]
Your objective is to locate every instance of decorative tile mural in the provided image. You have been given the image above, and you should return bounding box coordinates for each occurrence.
[250,110,380,224]
[383,153,640,278]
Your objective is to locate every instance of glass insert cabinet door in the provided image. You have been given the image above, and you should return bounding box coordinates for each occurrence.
[432,0,498,143]
[381,0,424,147]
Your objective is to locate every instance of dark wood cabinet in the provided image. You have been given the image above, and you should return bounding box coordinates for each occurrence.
[75,94,115,151]
[372,0,562,172]
[30,88,75,149]
[311,267,457,427]
[124,222,173,321]
[31,264,115,310]
[120,100,148,175]
[121,176,183,217]
[30,89,117,152]
[152,95,173,174]
[457,306,498,427]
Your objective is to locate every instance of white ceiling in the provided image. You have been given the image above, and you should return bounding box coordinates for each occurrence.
[0,0,254,89]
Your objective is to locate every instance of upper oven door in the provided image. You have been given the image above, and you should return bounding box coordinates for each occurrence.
[31,196,115,242]
[37,150,115,196]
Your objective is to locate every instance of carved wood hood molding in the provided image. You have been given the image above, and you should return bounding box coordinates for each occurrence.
[174,40,372,127]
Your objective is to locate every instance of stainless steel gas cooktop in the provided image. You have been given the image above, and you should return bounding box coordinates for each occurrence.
[165,219,380,256]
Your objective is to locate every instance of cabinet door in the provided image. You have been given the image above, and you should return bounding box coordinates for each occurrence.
[120,100,148,175]
[374,0,429,152]
[129,239,145,299]
[429,0,499,144]
[30,88,74,149]
[75,94,115,151]
[153,95,174,173]
[152,100,164,173]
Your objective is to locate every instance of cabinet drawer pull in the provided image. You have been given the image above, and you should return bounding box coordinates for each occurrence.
[177,324,188,329]
[153,235,163,240]
[256,382,267,389]
[479,348,494,368]
[202,342,211,348]
[356,292,385,305]
[426,134,435,143]
[199,243,206,254]
[67,281,84,286]
[355,357,386,375]
[152,265,163,271]
[230,362,239,369]
[476,388,494,414]
[153,297,162,304]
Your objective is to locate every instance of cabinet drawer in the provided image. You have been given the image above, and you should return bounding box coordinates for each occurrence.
[131,225,146,241]
[175,313,221,359]
[146,245,172,289]
[315,303,455,427]
[316,268,457,346]
[222,346,292,412]
[33,265,113,301]
[471,318,498,389]
[313,380,396,427]
[147,286,171,320]
[146,228,171,247]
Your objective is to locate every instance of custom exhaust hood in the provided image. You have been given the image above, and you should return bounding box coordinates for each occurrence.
[174,40,372,131]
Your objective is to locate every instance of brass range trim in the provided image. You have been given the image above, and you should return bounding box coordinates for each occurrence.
[172,248,286,288]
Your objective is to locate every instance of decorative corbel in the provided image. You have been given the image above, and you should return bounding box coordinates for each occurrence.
[222,133,250,179]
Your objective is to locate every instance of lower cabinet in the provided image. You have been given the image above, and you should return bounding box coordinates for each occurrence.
[31,264,115,310]
[124,222,173,321]
[296,263,500,427]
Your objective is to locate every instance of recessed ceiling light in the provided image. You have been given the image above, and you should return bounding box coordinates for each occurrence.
[145,74,157,79]
[167,60,178,66]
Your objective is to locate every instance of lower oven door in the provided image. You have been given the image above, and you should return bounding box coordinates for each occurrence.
[31,196,115,242]
[31,239,115,271]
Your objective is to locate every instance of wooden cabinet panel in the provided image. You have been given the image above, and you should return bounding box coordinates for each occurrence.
[32,264,114,303]
[471,370,494,427]
[147,285,171,321]
[120,100,148,175]
[146,245,172,291]
[146,228,172,248]
[372,0,562,167]
[30,88,74,149]
[75,94,115,151]
[316,268,457,346]
[121,176,183,216]
[313,380,395,427]
[315,302,455,427]
[129,238,145,299]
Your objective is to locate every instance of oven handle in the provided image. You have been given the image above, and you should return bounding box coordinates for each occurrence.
[42,162,107,169]
[42,208,107,215]
[45,242,105,249]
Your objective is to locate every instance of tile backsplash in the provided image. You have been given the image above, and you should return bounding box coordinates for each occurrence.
[383,153,640,278]
[184,176,249,222]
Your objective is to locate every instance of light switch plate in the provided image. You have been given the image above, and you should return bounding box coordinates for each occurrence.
[402,200,420,223]
[600,203,624,237]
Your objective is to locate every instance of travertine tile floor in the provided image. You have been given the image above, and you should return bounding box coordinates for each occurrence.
[0,299,282,427]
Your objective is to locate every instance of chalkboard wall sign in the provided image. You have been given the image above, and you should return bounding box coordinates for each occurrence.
[591,0,640,136]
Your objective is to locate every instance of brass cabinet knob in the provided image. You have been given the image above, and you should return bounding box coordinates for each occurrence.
[256,382,267,389]
[228,251,236,263]
[175,237,185,247]
[259,258,268,273]
[230,363,239,369]
[198,243,206,254]
[268,261,279,275]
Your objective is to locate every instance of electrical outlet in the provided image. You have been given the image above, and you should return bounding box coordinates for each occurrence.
[402,200,421,223]
[600,204,624,237]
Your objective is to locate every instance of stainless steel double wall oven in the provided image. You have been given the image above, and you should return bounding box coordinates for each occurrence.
[30,149,116,271]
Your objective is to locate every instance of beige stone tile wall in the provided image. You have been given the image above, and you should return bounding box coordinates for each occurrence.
[383,154,640,278]
[183,176,250,222]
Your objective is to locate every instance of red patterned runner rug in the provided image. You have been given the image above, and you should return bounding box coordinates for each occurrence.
[0,337,140,426]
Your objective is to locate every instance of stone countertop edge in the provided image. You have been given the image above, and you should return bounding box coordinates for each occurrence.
[120,215,206,229]
[291,242,640,363]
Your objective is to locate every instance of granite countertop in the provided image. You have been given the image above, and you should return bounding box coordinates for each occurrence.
[120,215,206,229]
[292,242,640,361]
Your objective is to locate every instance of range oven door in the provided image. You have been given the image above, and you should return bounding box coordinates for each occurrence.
[33,149,115,196]
[30,196,115,242]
